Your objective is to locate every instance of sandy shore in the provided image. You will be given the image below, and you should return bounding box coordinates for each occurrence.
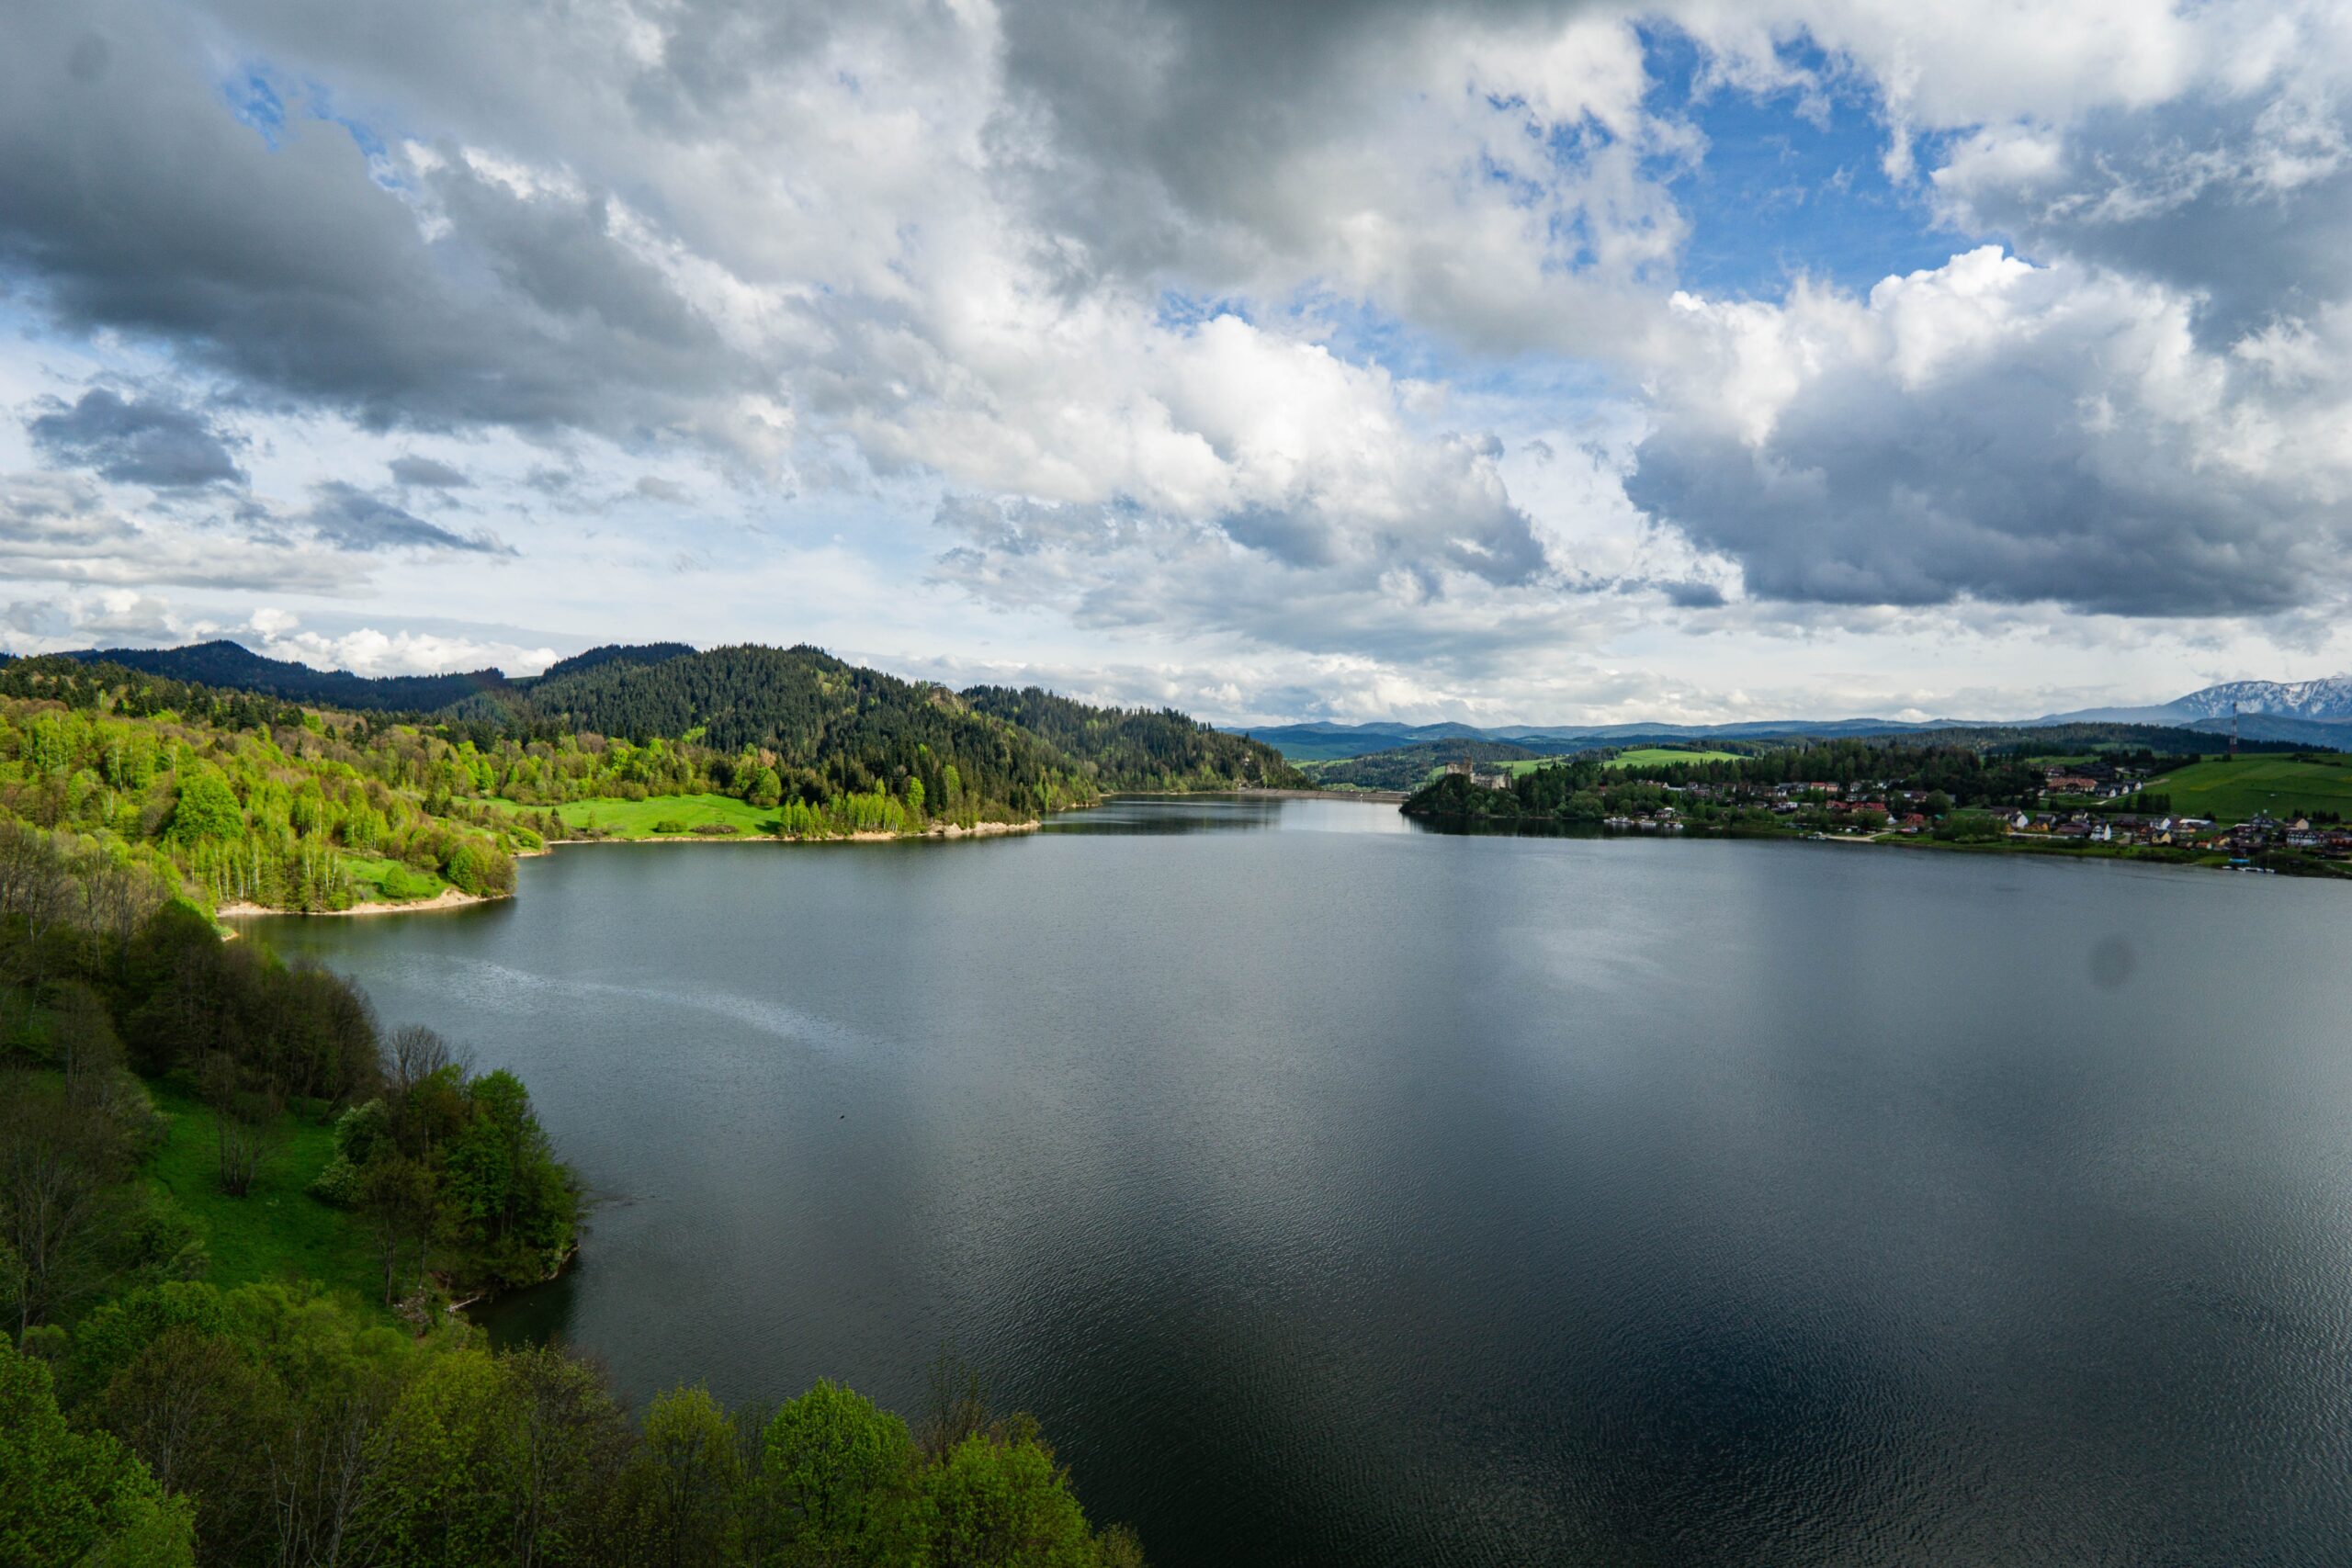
[218,886,500,919]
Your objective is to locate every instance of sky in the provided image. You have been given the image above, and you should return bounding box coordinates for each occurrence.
[4,0,2352,726]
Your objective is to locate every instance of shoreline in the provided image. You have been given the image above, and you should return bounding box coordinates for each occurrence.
[222,817,1045,918]
[1404,813,2352,880]
[546,817,1040,847]
[1114,786,1411,804]
[219,886,503,919]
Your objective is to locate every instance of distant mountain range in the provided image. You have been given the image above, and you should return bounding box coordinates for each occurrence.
[1235,674,2352,760]
[1227,717,1963,761]
[23,639,2351,759]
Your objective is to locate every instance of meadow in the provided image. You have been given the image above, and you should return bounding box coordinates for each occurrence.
[2150,755,2352,824]
[144,1086,384,1308]
[520,792,784,839]
[1599,747,1746,771]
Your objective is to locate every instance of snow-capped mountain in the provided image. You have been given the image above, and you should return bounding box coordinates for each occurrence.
[2041,674,2352,730]
[2164,675,2352,722]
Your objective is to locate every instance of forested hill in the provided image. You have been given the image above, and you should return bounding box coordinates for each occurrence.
[45,638,1295,794]
[961,685,1304,790]
[447,644,1099,810]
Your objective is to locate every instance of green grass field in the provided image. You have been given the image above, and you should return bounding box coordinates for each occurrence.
[1601,747,1744,771]
[145,1086,383,1307]
[2149,754,2352,824]
[530,793,782,839]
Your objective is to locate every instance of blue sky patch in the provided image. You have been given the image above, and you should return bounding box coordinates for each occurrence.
[1643,28,1963,298]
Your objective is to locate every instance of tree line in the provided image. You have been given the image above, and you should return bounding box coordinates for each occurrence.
[1406,739,2054,825]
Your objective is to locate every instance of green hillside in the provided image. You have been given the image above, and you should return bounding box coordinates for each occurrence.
[2149,754,2352,824]
[1601,747,1745,770]
[0,657,525,913]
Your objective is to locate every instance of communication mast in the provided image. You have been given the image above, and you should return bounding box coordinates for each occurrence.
[2229,701,2240,761]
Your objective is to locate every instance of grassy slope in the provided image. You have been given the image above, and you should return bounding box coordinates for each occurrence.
[146,1086,383,1308]
[343,855,455,901]
[1599,748,1745,771]
[518,793,784,839]
[2148,755,2352,824]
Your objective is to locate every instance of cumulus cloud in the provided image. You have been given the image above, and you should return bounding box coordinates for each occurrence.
[235,614,559,678]
[0,0,770,446]
[1628,247,2352,615]
[25,387,243,487]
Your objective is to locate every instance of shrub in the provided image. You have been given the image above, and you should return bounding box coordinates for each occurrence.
[650,818,690,835]
[379,864,439,902]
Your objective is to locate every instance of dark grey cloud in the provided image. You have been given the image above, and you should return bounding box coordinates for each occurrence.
[305,480,508,554]
[25,387,243,487]
[995,0,1593,249]
[0,1,763,443]
[389,454,469,489]
[1658,578,1724,609]
[1937,96,2352,344]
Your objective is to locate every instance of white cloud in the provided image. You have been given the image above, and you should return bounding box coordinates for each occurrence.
[237,615,560,677]
[1631,246,2352,615]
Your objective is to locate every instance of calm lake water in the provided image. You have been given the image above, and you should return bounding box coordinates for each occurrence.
[247,798,2352,1566]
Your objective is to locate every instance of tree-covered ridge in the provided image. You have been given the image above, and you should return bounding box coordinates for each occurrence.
[4,645,1311,915]
[960,685,1306,790]
[0,653,1068,914]
[447,645,1103,817]
[0,829,1142,1567]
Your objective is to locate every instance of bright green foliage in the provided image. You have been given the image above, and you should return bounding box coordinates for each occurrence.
[929,1427,1104,1568]
[760,1379,931,1562]
[632,1384,745,1568]
[0,1342,196,1568]
[0,662,533,912]
[358,1345,632,1568]
[168,768,243,842]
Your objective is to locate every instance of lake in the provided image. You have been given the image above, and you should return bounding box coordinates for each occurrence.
[246,797,2352,1566]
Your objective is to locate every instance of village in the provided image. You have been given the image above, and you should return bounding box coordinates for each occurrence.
[1448,756,2352,864]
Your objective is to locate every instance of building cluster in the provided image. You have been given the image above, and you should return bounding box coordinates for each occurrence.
[2007,810,2352,858]
[2039,761,2145,799]
[1457,752,2349,864]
